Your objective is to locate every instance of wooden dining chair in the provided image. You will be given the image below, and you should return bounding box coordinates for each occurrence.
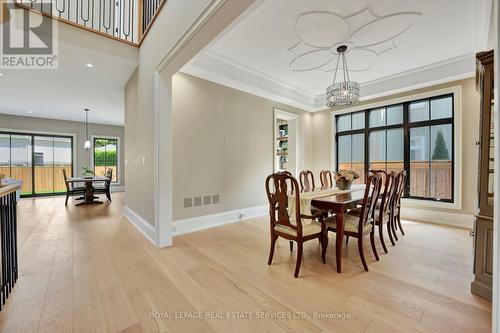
[326,173,383,271]
[94,168,113,202]
[391,170,407,238]
[368,170,397,253]
[62,169,85,206]
[265,172,328,278]
[299,170,315,192]
[320,170,333,189]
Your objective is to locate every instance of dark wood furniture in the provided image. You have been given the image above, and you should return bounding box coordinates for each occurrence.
[265,172,328,278]
[311,185,371,273]
[368,170,397,253]
[392,170,407,238]
[63,169,86,206]
[320,170,333,189]
[93,168,113,202]
[66,176,110,206]
[326,174,383,271]
[299,170,315,192]
[472,49,494,301]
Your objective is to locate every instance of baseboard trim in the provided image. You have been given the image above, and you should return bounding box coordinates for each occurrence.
[471,280,493,301]
[123,206,156,244]
[111,186,125,193]
[401,207,473,229]
[173,205,267,236]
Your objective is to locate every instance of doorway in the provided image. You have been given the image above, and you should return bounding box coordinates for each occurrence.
[274,109,299,176]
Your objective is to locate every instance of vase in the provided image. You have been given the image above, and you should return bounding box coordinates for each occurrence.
[337,179,352,191]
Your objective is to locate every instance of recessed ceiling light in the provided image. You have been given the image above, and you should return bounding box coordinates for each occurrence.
[86,63,94,68]
[0,73,3,76]
[27,110,32,114]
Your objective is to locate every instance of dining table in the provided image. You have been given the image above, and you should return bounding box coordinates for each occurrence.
[66,176,110,206]
[302,185,367,273]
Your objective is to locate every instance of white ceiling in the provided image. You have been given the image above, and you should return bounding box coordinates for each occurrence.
[0,17,138,126]
[182,0,492,111]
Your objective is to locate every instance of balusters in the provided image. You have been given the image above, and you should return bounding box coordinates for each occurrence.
[0,191,19,311]
[17,0,140,43]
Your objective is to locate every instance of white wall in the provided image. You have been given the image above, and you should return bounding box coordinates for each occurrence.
[124,0,214,226]
[171,72,311,221]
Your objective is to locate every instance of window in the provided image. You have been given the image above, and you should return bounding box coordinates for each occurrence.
[335,94,454,202]
[93,137,119,183]
[0,132,73,196]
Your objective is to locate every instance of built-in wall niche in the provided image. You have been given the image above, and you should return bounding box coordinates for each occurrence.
[274,109,298,175]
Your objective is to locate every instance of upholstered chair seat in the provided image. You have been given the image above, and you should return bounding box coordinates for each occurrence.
[274,221,323,237]
[326,214,372,233]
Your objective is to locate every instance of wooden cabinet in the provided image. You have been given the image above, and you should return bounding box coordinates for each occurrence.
[471,50,494,301]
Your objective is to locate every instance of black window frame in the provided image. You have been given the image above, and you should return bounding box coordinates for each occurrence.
[335,93,454,203]
[93,137,119,183]
[0,131,74,198]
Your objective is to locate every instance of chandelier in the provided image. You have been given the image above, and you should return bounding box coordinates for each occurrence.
[326,45,360,108]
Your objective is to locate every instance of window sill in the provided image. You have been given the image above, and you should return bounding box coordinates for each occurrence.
[401,198,461,210]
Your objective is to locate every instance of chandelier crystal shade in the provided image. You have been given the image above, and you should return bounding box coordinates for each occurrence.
[326,45,360,108]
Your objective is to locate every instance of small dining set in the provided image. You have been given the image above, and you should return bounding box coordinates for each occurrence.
[63,169,113,206]
[265,169,407,277]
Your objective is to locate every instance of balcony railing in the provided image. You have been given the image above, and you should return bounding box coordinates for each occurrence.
[0,181,20,311]
[15,0,166,45]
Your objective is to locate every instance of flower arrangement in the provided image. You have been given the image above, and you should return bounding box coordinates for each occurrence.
[334,170,359,190]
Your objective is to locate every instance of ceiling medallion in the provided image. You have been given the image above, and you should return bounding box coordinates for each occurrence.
[287,7,422,74]
[326,45,359,107]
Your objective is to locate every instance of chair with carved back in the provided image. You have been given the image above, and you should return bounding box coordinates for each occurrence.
[391,170,407,238]
[62,169,85,206]
[299,170,315,192]
[368,170,398,253]
[320,170,333,189]
[326,173,383,271]
[265,172,328,278]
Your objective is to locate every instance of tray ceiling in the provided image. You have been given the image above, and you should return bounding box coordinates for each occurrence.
[182,0,492,111]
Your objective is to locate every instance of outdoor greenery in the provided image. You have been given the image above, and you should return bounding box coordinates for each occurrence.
[432,129,450,160]
[94,138,117,167]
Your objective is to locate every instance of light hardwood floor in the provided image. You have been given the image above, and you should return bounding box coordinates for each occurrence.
[0,193,492,332]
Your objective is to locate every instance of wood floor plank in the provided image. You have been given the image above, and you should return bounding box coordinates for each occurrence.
[0,194,492,333]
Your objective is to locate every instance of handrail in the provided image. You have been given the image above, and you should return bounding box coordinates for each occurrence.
[13,0,168,47]
[0,184,21,198]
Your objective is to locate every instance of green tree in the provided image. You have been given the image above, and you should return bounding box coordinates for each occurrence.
[432,129,450,160]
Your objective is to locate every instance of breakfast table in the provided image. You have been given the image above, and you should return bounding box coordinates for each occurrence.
[66,176,109,206]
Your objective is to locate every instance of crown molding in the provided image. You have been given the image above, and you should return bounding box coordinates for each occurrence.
[182,50,476,112]
[314,53,475,110]
[180,50,317,111]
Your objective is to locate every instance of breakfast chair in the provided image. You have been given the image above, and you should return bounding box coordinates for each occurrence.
[392,170,407,238]
[320,170,333,189]
[62,169,86,206]
[299,170,315,192]
[265,172,328,278]
[94,168,113,202]
[368,170,398,252]
[325,173,383,271]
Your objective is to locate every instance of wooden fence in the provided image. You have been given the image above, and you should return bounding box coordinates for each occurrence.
[338,160,452,199]
[0,166,72,194]
[0,165,117,195]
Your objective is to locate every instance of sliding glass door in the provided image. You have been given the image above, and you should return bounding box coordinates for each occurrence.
[0,132,73,196]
